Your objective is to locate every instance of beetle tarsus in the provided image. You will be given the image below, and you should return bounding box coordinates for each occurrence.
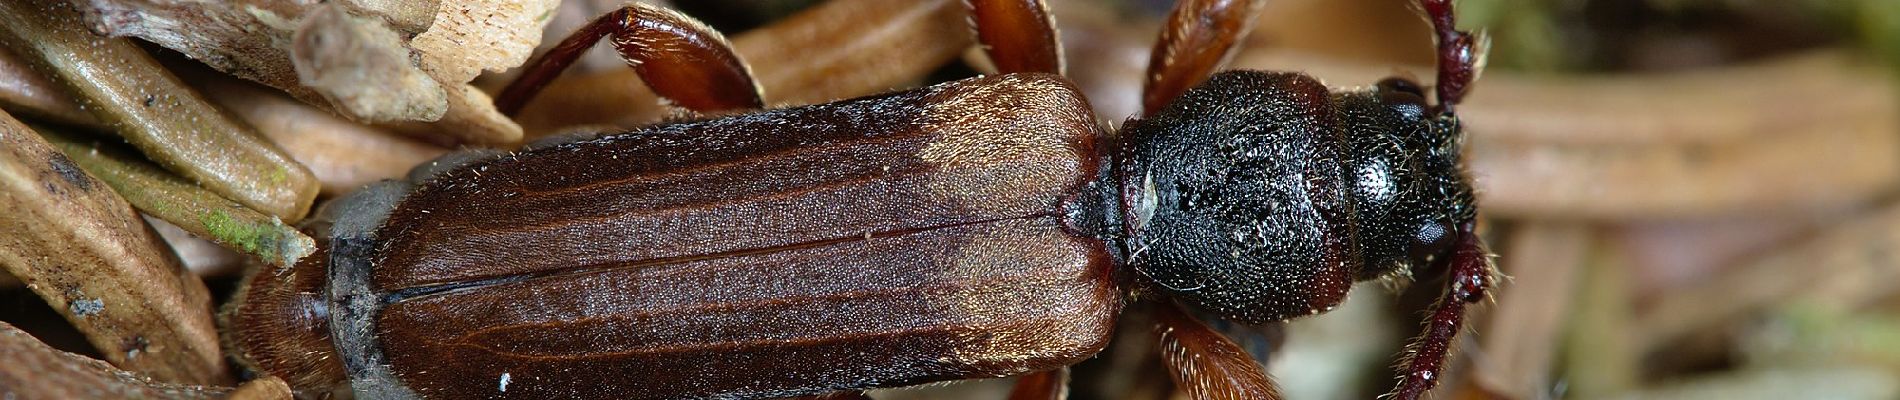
[1140,0,1268,116]
[966,0,1065,75]
[496,3,763,116]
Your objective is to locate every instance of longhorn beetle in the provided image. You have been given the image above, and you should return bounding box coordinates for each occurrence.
[226,0,1495,398]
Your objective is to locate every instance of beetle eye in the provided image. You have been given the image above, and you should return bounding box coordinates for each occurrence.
[1378,78,1429,122]
[1378,77,1426,99]
[1407,220,1454,265]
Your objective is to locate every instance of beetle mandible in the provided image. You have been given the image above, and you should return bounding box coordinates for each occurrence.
[226,0,1496,398]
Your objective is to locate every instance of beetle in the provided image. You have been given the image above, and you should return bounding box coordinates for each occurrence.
[224,0,1495,398]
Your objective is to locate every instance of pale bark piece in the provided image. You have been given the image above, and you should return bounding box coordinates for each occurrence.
[0,109,228,385]
[0,322,234,399]
[291,3,448,123]
[0,0,320,222]
[36,124,317,267]
[73,0,555,145]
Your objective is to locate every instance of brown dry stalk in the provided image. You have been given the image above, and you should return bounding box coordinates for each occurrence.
[0,322,243,399]
[512,0,971,137]
[0,0,321,222]
[74,0,556,145]
[36,125,316,267]
[1634,199,1900,353]
[0,110,227,385]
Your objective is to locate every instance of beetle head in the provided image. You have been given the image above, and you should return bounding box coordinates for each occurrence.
[1333,76,1477,281]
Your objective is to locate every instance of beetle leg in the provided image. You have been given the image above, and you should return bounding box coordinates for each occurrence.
[965,0,1064,75]
[1415,0,1483,111]
[1006,367,1069,400]
[1139,0,1267,116]
[1154,303,1283,400]
[1390,223,1497,400]
[496,3,763,116]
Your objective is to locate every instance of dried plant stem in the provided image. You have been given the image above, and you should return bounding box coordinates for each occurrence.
[512,0,971,136]
[0,0,320,221]
[36,125,316,267]
[0,110,227,385]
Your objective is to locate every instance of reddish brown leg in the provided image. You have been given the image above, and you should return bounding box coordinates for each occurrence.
[1007,367,1069,400]
[966,0,1064,75]
[1139,0,1267,116]
[1391,222,1497,400]
[1417,0,1482,111]
[1154,303,1282,400]
[497,4,763,116]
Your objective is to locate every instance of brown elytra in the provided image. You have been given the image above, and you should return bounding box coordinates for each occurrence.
[230,74,1121,399]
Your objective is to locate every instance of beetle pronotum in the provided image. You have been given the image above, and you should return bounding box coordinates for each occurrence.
[227,0,1495,398]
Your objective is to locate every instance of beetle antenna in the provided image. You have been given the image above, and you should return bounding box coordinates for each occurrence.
[1412,0,1480,111]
